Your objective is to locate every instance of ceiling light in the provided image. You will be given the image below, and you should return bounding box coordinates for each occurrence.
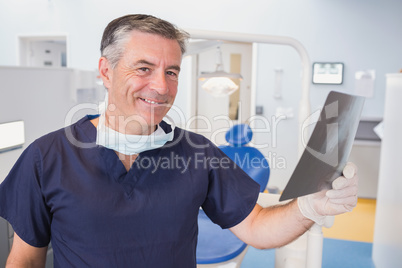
[199,46,243,97]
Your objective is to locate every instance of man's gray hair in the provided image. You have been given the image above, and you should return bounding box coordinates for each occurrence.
[100,14,189,69]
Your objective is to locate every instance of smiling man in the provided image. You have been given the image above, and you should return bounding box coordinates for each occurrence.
[98,30,182,134]
[94,25,184,171]
[0,14,359,268]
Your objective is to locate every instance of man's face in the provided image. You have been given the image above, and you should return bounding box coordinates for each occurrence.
[100,30,182,134]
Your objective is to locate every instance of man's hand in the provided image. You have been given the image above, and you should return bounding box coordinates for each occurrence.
[297,162,359,225]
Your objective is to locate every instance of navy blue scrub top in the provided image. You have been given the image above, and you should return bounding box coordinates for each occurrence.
[0,115,260,267]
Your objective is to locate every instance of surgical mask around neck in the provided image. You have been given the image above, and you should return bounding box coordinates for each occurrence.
[96,112,175,155]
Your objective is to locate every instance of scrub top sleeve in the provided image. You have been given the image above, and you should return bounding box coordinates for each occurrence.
[201,149,260,229]
[0,144,51,247]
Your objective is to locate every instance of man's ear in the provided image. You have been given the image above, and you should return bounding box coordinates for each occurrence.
[98,57,112,89]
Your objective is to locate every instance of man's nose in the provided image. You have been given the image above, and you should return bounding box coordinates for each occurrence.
[150,71,168,94]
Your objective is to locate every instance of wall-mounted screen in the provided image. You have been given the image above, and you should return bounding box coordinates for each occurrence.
[312,62,344,84]
[0,121,25,153]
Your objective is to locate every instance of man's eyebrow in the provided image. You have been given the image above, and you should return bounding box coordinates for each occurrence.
[168,65,181,72]
[133,60,181,72]
[134,59,155,67]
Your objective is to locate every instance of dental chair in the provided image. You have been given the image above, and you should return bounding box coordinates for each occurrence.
[196,124,270,267]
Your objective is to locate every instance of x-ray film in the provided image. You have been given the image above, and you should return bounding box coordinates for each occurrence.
[279,91,365,201]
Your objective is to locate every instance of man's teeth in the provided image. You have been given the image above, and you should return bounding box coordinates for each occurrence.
[142,98,160,104]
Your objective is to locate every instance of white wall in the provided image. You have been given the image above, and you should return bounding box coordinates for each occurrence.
[1,0,401,189]
[0,67,82,182]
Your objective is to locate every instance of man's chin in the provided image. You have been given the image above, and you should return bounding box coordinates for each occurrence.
[142,116,165,130]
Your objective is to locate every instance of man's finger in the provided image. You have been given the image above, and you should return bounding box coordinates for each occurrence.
[343,162,358,179]
[332,174,358,190]
[325,199,357,214]
[326,185,358,199]
[327,195,358,206]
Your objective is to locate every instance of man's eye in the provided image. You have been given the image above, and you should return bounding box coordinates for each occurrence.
[138,67,150,72]
[167,71,178,77]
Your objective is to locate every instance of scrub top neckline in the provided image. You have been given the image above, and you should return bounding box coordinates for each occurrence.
[79,115,173,197]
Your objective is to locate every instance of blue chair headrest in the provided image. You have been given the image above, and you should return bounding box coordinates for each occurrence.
[225,124,253,146]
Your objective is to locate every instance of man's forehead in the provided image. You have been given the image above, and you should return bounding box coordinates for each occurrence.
[123,32,182,62]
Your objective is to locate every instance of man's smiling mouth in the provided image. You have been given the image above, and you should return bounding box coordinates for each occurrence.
[140,98,165,105]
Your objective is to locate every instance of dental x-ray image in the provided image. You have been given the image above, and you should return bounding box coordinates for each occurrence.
[280,91,365,201]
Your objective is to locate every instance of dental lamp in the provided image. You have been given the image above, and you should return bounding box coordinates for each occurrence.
[198,46,243,97]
